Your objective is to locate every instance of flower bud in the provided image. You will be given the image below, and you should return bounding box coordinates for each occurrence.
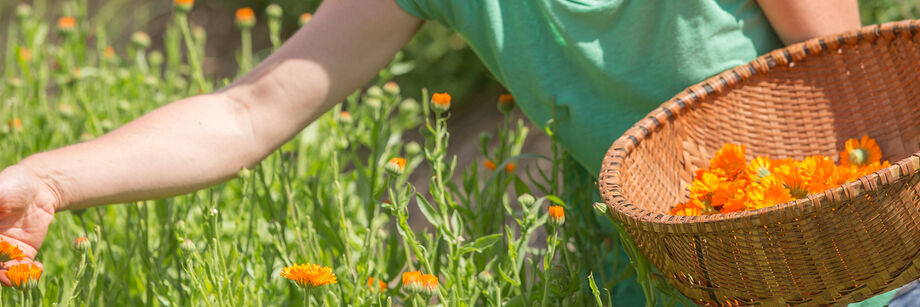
[73,236,90,252]
[298,13,312,27]
[422,274,439,297]
[399,98,419,115]
[385,157,406,176]
[549,205,565,226]
[593,202,608,217]
[405,142,421,156]
[431,92,451,114]
[477,271,493,283]
[517,194,535,207]
[148,50,164,67]
[173,0,194,13]
[15,4,32,21]
[265,4,283,19]
[497,94,514,113]
[366,97,382,110]
[57,16,77,36]
[338,111,353,125]
[384,81,400,95]
[367,86,384,98]
[235,7,255,29]
[180,238,196,253]
[131,31,151,49]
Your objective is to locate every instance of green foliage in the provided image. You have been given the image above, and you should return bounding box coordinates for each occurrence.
[860,0,919,24]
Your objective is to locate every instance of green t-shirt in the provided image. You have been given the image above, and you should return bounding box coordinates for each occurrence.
[395,0,782,175]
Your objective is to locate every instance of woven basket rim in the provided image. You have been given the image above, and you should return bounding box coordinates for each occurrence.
[598,20,920,233]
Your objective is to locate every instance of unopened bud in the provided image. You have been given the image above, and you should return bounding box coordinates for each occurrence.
[265,4,283,19]
[131,31,151,49]
[517,194,535,207]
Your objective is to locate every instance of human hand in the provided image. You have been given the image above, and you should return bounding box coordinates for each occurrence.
[0,165,58,286]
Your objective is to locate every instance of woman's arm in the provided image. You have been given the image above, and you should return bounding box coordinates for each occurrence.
[23,0,422,210]
[0,0,421,270]
[757,0,861,45]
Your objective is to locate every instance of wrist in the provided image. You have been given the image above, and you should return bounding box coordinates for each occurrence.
[18,155,69,212]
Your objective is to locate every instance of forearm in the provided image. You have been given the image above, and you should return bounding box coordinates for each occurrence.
[18,0,421,211]
[20,92,266,210]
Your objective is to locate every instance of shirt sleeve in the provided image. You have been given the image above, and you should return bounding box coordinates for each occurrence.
[393,0,460,28]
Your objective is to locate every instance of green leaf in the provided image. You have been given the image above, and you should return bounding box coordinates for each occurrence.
[459,233,502,255]
[415,193,441,228]
[544,195,566,207]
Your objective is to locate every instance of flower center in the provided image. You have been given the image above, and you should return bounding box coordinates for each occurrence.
[849,148,869,166]
[757,167,771,178]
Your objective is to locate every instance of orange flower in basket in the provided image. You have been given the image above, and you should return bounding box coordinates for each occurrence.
[671,137,890,216]
[747,176,793,209]
[709,144,746,178]
[669,200,703,216]
[801,155,837,194]
[744,156,772,181]
[839,135,881,168]
[773,163,811,199]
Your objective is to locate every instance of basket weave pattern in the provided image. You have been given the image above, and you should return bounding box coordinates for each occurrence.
[599,21,920,306]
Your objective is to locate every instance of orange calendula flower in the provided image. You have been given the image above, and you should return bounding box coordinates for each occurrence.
[235,7,256,29]
[548,205,565,226]
[173,0,194,13]
[840,135,882,168]
[801,155,837,194]
[8,118,22,130]
[747,176,793,209]
[5,263,41,290]
[385,157,406,176]
[57,16,76,32]
[0,240,25,262]
[299,13,313,27]
[744,156,771,181]
[710,144,746,178]
[505,162,517,173]
[497,94,514,112]
[483,160,496,171]
[402,271,423,294]
[280,263,337,288]
[431,92,451,113]
[367,277,386,292]
[773,163,810,198]
[421,274,439,296]
[669,201,702,216]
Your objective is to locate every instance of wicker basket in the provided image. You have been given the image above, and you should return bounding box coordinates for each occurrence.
[598,20,920,306]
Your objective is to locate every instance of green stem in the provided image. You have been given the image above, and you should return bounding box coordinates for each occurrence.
[240,29,252,73]
[540,230,558,307]
[176,13,207,92]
